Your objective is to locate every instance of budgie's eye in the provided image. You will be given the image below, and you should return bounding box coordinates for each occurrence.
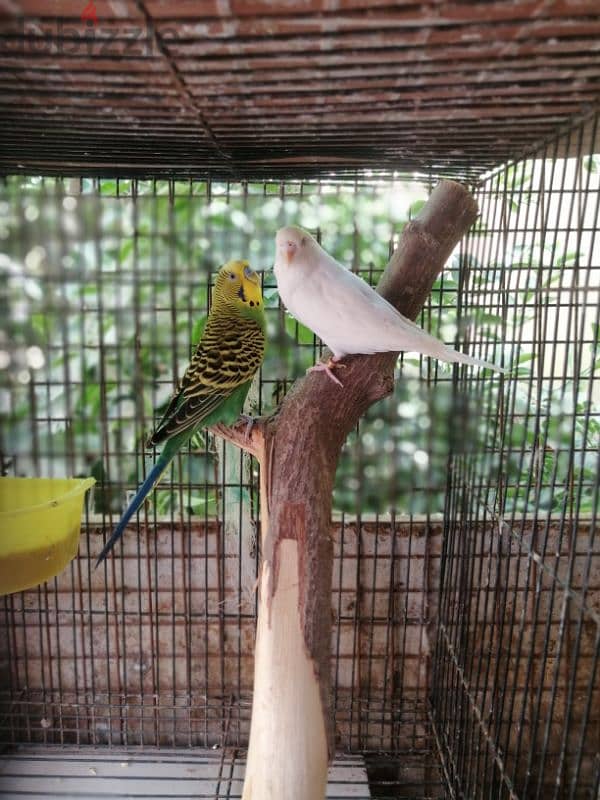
[228,272,236,280]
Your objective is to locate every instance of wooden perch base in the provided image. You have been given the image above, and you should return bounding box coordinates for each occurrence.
[215,180,479,799]
[243,540,329,798]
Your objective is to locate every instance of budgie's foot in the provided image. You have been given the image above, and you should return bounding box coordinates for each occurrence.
[239,413,256,441]
[307,356,345,387]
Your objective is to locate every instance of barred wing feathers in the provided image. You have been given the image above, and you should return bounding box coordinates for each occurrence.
[148,316,265,445]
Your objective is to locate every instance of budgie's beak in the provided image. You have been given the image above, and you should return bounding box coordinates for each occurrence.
[285,240,297,265]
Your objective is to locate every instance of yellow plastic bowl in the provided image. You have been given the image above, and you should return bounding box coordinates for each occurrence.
[0,477,95,595]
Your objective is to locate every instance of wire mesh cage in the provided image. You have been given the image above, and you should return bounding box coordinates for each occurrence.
[432,117,600,800]
[0,72,598,800]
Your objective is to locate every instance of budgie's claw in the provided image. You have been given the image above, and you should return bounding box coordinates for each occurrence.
[239,413,256,441]
[307,357,345,387]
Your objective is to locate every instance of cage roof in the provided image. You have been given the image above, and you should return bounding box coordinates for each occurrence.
[1,0,599,182]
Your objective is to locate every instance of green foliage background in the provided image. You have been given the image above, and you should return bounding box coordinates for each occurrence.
[0,166,598,519]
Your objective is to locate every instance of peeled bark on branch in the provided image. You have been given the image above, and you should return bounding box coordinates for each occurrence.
[214,180,479,799]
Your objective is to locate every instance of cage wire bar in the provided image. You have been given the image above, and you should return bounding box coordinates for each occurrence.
[0,111,598,799]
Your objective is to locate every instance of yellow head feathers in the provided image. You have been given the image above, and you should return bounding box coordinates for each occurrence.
[213,260,263,311]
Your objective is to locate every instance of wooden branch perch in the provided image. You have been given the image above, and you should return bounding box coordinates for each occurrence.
[213,180,479,799]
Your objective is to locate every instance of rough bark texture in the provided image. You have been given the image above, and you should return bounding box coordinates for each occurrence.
[215,179,479,794]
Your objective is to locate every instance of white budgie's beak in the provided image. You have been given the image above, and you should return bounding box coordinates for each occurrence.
[285,240,297,265]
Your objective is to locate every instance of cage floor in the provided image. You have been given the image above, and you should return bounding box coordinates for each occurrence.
[0,746,371,799]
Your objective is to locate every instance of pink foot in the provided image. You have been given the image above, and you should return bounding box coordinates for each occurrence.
[307,358,345,387]
[239,413,256,441]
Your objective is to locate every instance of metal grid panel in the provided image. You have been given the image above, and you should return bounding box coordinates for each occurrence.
[431,115,600,798]
[0,2,599,180]
[0,520,442,758]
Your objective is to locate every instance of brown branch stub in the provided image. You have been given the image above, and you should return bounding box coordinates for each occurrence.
[209,418,265,460]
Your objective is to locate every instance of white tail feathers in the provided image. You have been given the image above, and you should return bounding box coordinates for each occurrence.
[445,347,506,373]
[401,330,506,373]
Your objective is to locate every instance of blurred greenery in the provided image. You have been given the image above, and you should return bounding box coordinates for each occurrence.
[0,168,597,519]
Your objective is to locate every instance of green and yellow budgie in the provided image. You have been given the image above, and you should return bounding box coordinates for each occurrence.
[96,260,266,566]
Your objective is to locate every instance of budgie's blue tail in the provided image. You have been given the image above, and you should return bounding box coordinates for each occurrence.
[95,453,172,568]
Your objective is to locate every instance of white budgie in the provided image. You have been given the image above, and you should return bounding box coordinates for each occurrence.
[274,225,504,385]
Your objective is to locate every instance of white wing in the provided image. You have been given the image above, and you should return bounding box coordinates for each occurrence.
[313,254,427,348]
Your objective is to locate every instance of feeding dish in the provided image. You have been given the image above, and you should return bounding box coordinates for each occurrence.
[0,477,95,595]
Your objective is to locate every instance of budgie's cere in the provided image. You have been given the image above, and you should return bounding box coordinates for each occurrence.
[273,225,503,385]
[96,260,266,566]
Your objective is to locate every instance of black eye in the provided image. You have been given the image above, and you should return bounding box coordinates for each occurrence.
[228,272,236,280]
